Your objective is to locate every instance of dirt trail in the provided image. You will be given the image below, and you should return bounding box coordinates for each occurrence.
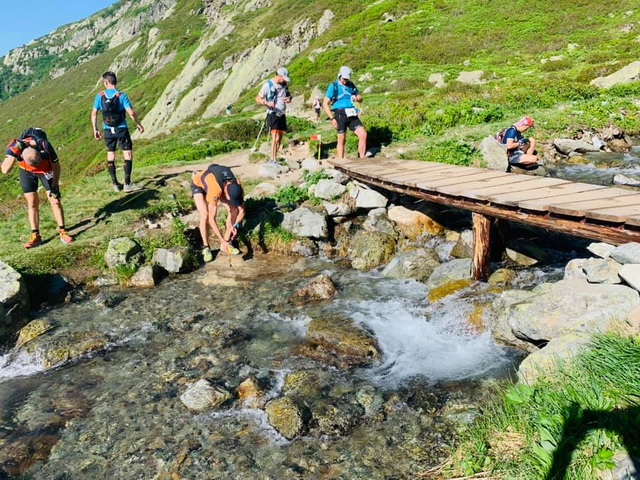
[161,141,316,186]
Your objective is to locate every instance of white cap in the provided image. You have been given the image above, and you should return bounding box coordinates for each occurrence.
[338,66,352,79]
[276,67,290,82]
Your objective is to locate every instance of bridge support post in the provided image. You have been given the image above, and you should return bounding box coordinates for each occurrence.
[472,213,492,281]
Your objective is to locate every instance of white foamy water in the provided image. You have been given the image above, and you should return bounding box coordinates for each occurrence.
[0,349,44,382]
[345,294,512,388]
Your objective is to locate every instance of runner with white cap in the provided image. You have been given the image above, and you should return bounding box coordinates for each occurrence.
[255,67,292,164]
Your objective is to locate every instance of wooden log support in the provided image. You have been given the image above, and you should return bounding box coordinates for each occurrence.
[472,213,492,281]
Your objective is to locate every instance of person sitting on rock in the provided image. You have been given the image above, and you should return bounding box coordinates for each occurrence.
[1,128,74,248]
[501,116,540,171]
[190,164,245,261]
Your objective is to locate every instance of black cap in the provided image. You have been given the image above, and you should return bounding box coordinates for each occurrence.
[227,182,244,206]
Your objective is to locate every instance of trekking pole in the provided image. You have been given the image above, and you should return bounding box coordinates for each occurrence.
[251,117,267,152]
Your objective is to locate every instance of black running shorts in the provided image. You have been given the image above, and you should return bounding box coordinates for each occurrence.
[19,168,54,194]
[104,127,133,152]
[334,109,364,134]
[266,112,287,133]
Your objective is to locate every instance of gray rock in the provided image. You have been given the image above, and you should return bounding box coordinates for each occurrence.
[323,201,352,217]
[479,136,507,171]
[517,333,591,385]
[613,174,640,187]
[300,158,322,172]
[363,208,397,236]
[426,259,473,291]
[0,260,29,344]
[285,158,301,170]
[590,60,640,89]
[180,379,232,412]
[503,280,640,344]
[553,138,602,155]
[129,265,160,287]
[381,248,441,282]
[347,230,397,270]
[599,453,640,480]
[325,167,350,185]
[619,264,640,292]
[104,237,143,269]
[152,247,191,273]
[611,243,640,265]
[428,72,446,88]
[584,258,622,284]
[456,70,484,84]
[258,163,288,178]
[356,385,384,417]
[564,258,589,280]
[291,238,318,257]
[314,179,347,200]
[352,186,388,209]
[450,229,474,259]
[282,206,328,238]
[488,268,517,285]
[587,242,615,259]
[246,182,278,199]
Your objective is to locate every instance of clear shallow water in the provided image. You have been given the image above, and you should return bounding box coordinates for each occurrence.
[0,255,525,479]
[548,145,640,185]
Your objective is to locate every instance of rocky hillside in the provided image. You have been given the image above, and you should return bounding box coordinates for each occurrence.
[0,0,638,200]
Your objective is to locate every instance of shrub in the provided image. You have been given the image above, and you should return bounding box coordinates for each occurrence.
[416,138,478,166]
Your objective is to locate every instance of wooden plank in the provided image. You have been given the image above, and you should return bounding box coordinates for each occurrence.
[486,179,580,207]
[388,165,475,184]
[416,171,506,190]
[516,184,608,211]
[537,188,640,216]
[550,192,640,217]
[463,176,541,200]
[624,215,640,227]
[584,203,640,223]
[350,161,441,177]
[435,171,514,195]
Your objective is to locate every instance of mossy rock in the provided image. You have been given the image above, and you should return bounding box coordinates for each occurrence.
[264,397,304,439]
[428,279,473,303]
[347,230,397,270]
[25,331,111,368]
[15,319,57,348]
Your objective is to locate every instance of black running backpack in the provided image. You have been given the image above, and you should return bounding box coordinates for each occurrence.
[99,91,126,127]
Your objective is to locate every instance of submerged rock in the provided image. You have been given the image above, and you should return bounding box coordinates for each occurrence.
[180,378,232,412]
[296,314,379,369]
[235,376,265,408]
[264,397,305,439]
[25,330,112,368]
[15,318,56,348]
[308,399,362,436]
[289,273,337,305]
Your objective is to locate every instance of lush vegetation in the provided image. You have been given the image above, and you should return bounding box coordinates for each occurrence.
[446,334,640,479]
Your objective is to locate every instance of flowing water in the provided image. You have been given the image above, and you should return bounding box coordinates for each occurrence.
[0,253,532,480]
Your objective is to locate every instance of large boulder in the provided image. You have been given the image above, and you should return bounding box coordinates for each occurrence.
[363,208,397,237]
[0,260,29,344]
[479,136,507,171]
[152,247,191,273]
[15,319,56,348]
[381,248,441,282]
[24,330,112,368]
[610,242,640,265]
[387,205,444,239]
[282,206,328,238]
[590,61,640,89]
[104,237,143,269]
[517,333,591,385]
[553,139,601,155]
[347,230,397,270]
[497,280,640,346]
[296,313,380,369]
[348,183,388,209]
[180,379,232,412]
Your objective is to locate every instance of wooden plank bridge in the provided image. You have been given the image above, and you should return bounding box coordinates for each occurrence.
[327,158,640,280]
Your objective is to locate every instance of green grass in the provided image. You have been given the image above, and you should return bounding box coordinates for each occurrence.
[448,334,640,479]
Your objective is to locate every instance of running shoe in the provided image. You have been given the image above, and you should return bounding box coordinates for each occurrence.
[202,246,213,262]
[59,230,73,244]
[113,182,124,192]
[123,182,143,192]
[24,233,43,249]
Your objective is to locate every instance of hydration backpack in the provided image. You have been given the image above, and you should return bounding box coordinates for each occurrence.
[495,127,509,144]
[329,79,357,105]
[100,91,125,127]
[15,127,56,161]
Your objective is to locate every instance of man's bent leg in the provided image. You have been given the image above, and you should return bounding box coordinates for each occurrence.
[355,126,367,159]
[336,133,346,159]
